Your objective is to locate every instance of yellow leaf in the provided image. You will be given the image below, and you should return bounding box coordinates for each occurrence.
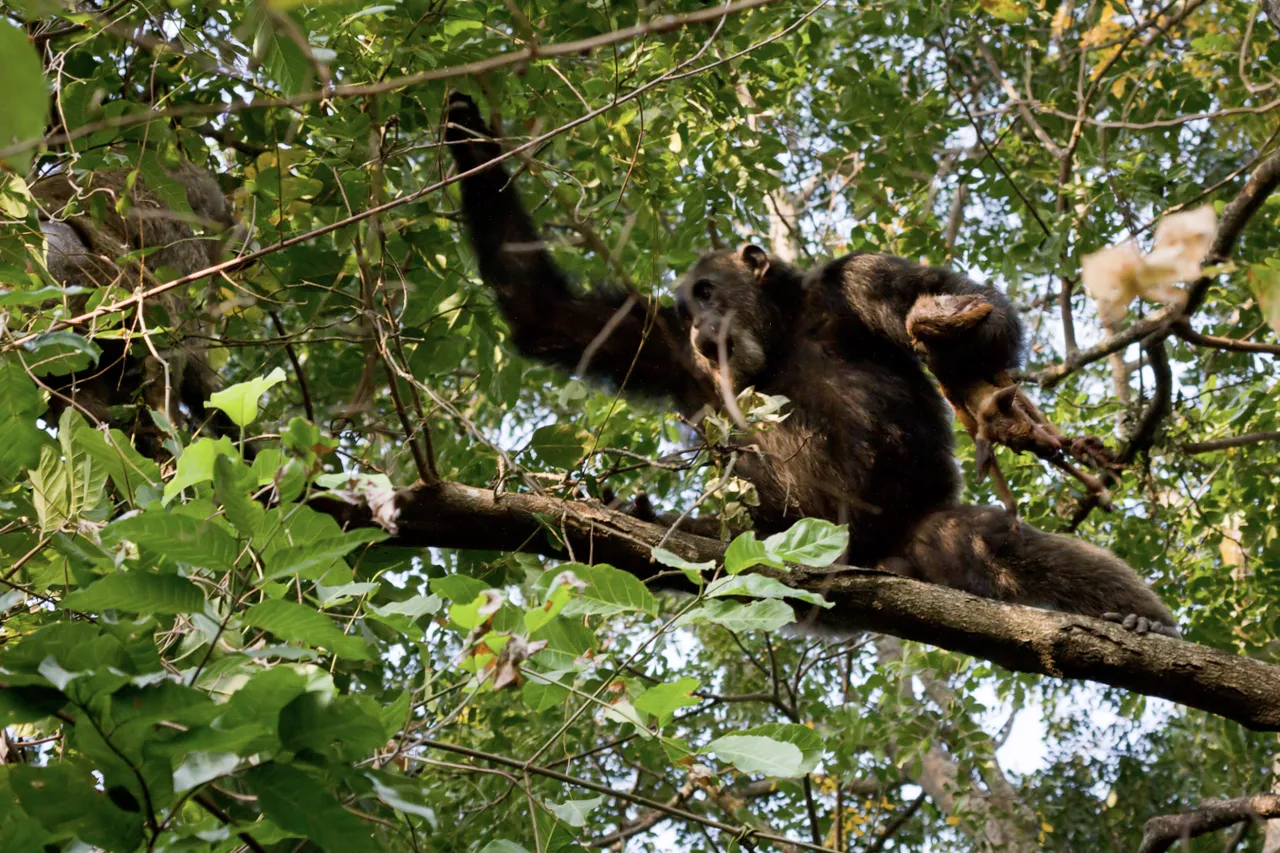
[1041,822,1054,833]
[1249,263,1280,336]
[978,0,1028,22]
[1051,3,1072,37]
[668,130,683,154]
[1082,5,1120,47]
[946,816,961,826]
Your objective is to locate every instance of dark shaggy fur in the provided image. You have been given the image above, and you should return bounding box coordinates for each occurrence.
[445,93,1176,636]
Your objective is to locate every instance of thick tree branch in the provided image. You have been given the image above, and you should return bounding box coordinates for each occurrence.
[1138,794,1280,853]
[313,481,1280,731]
[1185,148,1280,313]
[1118,336,1172,464]
[1174,321,1280,356]
[1183,430,1280,455]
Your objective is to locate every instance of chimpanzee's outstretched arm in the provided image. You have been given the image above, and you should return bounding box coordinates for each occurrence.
[445,94,712,413]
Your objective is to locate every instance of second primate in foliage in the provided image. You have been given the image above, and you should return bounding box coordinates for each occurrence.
[30,160,239,455]
[444,93,1176,637]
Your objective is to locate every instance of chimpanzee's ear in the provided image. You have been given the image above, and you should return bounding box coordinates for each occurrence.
[741,244,770,280]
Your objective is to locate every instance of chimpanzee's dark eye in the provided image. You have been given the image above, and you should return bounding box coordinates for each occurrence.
[692,279,714,303]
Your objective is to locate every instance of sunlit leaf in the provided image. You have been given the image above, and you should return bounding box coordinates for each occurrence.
[706,734,805,777]
[206,367,288,429]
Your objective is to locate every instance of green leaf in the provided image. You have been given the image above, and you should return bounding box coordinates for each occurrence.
[0,356,48,476]
[103,512,240,570]
[0,286,81,308]
[74,424,161,504]
[634,677,701,725]
[652,546,715,585]
[279,692,387,758]
[705,734,805,777]
[22,331,101,377]
[661,736,695,764]
[243,598,371,659]
[245,2,315,96]
[429,573,491,603]
[523,678,570,712]
[442,17,484,38]
[529,423,587,469]
[676,599,796,632]
[62,572,205,615]
[570,563,658,615]
[205,367,287,428]
[706,574,831,608]
[214,454,265,537]
[479,842,531,853]
[546,796,604,828]
[524,581,573,633]
[651,547,715,572]
[762,519,849,567]
[163,436,239,504]
[724,531,784,574]
[1250,263,1280,336]
[366,772,439,824]
[172,751,238,792]
[246,763,376,851]
[0,21,48,173]
[317,581,379,606]
[28,445,78,533]
[449,590,500,631]
[262,528,388,581]
[366,594,442,619]
[10,762,144,851]
[739,723,823,775]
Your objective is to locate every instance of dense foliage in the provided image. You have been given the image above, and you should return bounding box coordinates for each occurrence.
[2,1,1280,851]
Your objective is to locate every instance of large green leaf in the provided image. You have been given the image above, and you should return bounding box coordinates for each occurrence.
[0,21,48,173]
[102,512,240,570]
[205,367,287,429]
[0,356,48,476]
[243,599,371,660]
[63,572,205,615]
[634,676,701,725]
[762,519,849,567]
[74,424,161,504]
[529,423,587,469]
[705,734,805,778]
[213,453,265,537]
[22,331,100,378]
[246,763,376,851]
[723,531,784,574]
[163,437,240,504]
[262,527,388,581]
[739,723,824,775]
[9,762,144,851]
[172,752,239,793]
[566,563,658,615]
[676,599,796,632]
[706,574,831,608]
